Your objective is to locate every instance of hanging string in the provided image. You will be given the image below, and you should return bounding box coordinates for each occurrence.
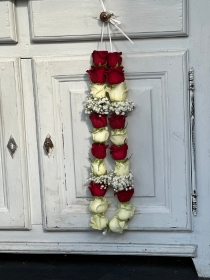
[107,22,113,52]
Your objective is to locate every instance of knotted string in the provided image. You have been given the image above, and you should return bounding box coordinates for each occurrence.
[96,0,134,51]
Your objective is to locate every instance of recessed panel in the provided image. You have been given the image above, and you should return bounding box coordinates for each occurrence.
[0,1,17,43]
[29,0,188,42]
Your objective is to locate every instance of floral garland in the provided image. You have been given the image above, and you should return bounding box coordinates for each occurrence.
[85,50,135,233]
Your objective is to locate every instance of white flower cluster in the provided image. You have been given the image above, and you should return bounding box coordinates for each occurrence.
[111,171,134,192]
[84,95,110,115]
[109,99,135,115]
[88,173,112,186]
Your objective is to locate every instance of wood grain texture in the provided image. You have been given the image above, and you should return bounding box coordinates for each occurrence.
[0,1,17,43]
[28,0,188,42]
[32,51,191,231]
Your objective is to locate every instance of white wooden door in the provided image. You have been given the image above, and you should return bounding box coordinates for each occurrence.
[0,58,30,229]
[32,51,191,231]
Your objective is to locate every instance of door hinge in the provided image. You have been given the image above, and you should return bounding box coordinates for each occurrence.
[189,67,197,216]
[191,191,198,216]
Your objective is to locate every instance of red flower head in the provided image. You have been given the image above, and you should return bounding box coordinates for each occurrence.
[115,189,134,202]
[89,113,107,128]
[108,114,127,129]
[92,50,108,67]
[91,143,108,159]
[106,67,125,85]
[110,143,128,160]
[89,181,108,197]
[87,67,106,84]
[107,52,122,67]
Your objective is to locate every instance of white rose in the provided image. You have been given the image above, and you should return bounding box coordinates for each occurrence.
[114,160,130,176]
[116,202,135,221]
[89,197,110,214]
[92,127,109,143]
[90,83,107,98]
[91,159,106,176]
[109,216,128,233]
[89,214,108,230]
[110,128,128,145]
[107,82,128,102]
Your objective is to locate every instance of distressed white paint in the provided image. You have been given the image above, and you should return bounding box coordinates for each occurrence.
[0,0,209,277]
[28,0,188,42]
[0,1,17,43]
[0,58,30,229]
[32,51,191,231]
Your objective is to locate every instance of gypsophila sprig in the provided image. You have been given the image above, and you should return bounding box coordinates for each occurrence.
[88,173,112,186]
[110,171,134,192]
[84,95,111,115]
[109,99,135,115]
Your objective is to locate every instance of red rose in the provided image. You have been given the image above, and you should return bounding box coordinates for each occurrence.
[87,67,106,84]
[89,181,108,197]
[91,143,108,159]
[89,113,107,128]
[107,52,122,67]
[92,50,108,66]
[110,143,128,160]
[108,114,126,129]
[106,67,125,85]
[115,189,134,202]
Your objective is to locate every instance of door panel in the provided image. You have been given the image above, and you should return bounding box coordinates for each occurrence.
[0,58,30,229]
[29,0,188,42]
[0,1,17,43]
[33,51,191,231]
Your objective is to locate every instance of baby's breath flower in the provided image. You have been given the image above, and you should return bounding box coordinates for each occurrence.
[84,95,111,115]
[109,99,135,115]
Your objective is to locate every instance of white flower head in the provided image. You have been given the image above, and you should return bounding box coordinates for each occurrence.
[90,83,107,99]
[114,160,130,176]
[109,216,128,233]
[91,159,107,176]
[110,128,128,146]
[89,197,110,214]
[106,82,128,102]
[116,202,135,221]
[92,127,109,143]
[89,214,109,230]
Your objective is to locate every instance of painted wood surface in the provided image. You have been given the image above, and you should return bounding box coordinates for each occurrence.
[0,58,30,229]
[0,0,209,277]
[32,51,191,231]
[29,0,188,42]
[0,1,17,43]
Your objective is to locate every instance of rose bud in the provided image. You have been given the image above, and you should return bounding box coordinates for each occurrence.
[89,214,109,230]
[90,83,107,98]
[91,159,106,176]
[89,113,107,128]
[109,216,128,233]
[106,67,125,85]
[106,82,128,102]
[92,127,109,143]
[91,143,108,159]
[108,114,127,129]
[87,67,106,84]
[115,188,134,203]
[92,50,108,67]
[89,197,110,214]
[116,202,135,221]
[89,181,108,197]
[107,52,122,67]
[110,128,128,146]
[114,160,130,176]
[110,143,128,160]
